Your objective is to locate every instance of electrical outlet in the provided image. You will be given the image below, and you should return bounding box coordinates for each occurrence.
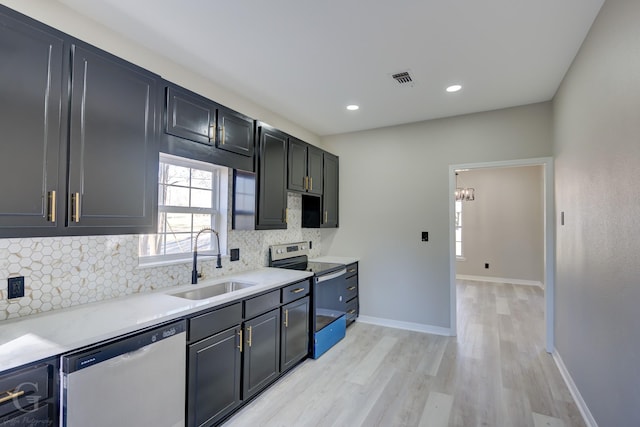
[421,231,429,242]
[230,248,240,261]
[8,276,25,299]
[484,263,490,269]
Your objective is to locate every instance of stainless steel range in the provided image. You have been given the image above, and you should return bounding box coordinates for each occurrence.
[269,242,347,358]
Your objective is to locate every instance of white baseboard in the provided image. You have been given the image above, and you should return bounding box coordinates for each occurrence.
[552,351,598,427]
[357,315,452,336]
[456,274,544,289]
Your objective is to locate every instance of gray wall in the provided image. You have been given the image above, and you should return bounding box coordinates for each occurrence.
[321,103,553,329]
[456,166,544,283]
[553,0,640,425]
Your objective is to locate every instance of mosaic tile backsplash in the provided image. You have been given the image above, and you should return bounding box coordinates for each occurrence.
[0,193,321,321]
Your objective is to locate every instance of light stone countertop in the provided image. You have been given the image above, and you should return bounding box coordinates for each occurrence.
[310,256,359,265]
[0,267,312,372]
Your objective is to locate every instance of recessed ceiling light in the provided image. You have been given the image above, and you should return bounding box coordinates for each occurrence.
[346,104,359,111]
[446,84,462,93]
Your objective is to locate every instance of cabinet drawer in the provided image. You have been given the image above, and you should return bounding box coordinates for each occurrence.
[345,263,358,278]
[244,290,280,319]
[346,298,359,326]
[189,302,242,343]
[0,364,52,418]
[281,280,310,304]
[344,275,358,300]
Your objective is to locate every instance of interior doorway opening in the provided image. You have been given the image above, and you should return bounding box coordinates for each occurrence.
[448,158,555,353]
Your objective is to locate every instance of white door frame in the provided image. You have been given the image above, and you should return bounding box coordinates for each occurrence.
[449,157,555,353]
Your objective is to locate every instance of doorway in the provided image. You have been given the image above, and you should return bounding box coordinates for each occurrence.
[448,157,555,352]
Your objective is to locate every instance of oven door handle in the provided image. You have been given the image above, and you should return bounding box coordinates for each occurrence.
[316,268,347,283]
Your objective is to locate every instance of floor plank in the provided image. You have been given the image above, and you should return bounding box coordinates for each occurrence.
[222,280,585,427]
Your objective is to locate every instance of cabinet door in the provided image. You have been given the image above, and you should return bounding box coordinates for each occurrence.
[188,326,241,427]
[322,153,339,228]
[0,9,65,236]
[166,86,216,145]
[217,106,254,158]
[242,309,281,399]
[281,297,310,372]
[68,43,159,233]
[256,125,287,230]
[306,146,324,196]
[287,138,307,192]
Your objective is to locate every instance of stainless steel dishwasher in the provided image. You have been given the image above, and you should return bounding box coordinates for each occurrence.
[60,320,186,427]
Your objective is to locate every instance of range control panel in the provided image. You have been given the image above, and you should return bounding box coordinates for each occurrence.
[269,242,310,261]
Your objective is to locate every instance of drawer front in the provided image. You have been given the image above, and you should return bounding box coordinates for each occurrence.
[281,280,310,304]
[0,402,51,426]
[344,275,358,300]
[189,302,242,342]
[244,290,280,319]
[0,364,51,419]
[345,263,358,278]
[346,298,359,325]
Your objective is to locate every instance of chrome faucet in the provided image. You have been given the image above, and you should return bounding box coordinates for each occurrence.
[192,227,222,284]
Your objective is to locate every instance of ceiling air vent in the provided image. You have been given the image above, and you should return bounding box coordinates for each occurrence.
[389,70,416,87]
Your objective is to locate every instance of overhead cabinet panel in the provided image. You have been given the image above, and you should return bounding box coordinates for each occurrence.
[67,43,159,232]
[162,84,256,172]
[0,10,65,233]
[256,124,288,230]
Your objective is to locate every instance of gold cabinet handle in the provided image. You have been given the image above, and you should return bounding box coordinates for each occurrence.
[247,326,252,348]
[309,177,313,191]
[348,269,356,273]
[284,309,289,328]
[347,286,356,291]
[72,192,81,223]
[208,124,215,142]
[290,288,305,294]
[0,389,25,404]
[238,329,243,353]
[324,211,328,223]
[304,176,308,191]
[48,190,56,223]
[347,309,356,315]
[285,208,288,224]
[220,126,225,145]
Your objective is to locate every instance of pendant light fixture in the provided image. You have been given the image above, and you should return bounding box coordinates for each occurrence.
[455,172,475,201]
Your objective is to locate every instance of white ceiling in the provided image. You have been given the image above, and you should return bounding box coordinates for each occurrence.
[56,0,604,137]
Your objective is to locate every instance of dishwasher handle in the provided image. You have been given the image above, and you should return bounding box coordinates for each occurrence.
[62,320,186,374]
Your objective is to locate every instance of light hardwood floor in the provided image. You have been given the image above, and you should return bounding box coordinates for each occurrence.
[223,280,584,427]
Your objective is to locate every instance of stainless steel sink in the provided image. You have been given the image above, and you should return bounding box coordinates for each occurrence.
[169,281,256,300]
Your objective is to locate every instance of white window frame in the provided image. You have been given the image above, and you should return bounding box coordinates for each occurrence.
[139,153,228,266]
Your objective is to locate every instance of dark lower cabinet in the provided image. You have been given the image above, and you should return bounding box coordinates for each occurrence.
[281,296,310,372]
[242,308,281,399]
[256,123,288,230]
[0,358,57,426]
[188,326,242,427]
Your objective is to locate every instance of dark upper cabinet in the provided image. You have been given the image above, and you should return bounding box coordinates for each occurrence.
[256,123,288,230]
[162,84,255,172]
[0,6,159,237]
[322,153,339,228]
[0,8,66,235]
[67,42,159,233]
[287,138,322,196]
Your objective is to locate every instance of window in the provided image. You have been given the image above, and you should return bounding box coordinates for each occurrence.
[139,153,228,264]
[455,199,463,258]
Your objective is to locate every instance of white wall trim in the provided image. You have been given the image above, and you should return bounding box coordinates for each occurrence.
[357,316,452,336]
[456,274,544,289]
[449,157,555,353]
[552,351,599,427]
